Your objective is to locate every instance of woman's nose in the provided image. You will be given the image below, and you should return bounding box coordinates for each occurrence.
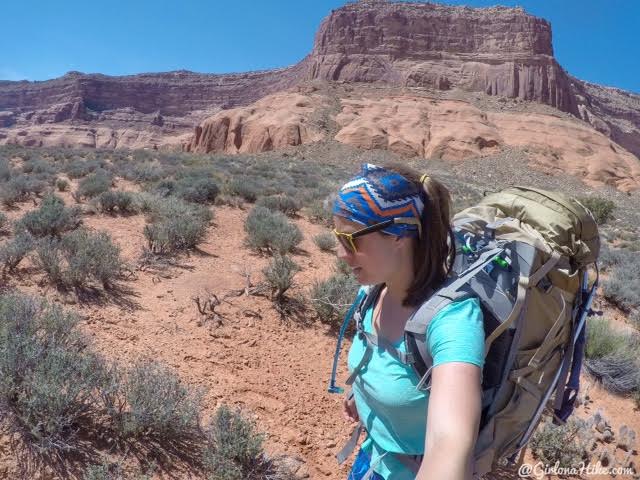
[336,240,353,260]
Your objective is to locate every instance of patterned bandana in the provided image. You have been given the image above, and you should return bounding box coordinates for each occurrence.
[332,163,425,238]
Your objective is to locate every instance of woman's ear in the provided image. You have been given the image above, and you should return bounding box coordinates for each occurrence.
[393,235,411,250]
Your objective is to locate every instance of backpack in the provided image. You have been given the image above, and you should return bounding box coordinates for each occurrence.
[329,186,601,478]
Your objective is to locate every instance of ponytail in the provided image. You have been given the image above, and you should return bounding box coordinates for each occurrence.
[380,161,456,307]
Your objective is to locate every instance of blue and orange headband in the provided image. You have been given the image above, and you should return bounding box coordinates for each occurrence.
[332,163,428,238]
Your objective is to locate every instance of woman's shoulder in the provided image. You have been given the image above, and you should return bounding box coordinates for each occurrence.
[427,296,483,332]
[426,296,485,368]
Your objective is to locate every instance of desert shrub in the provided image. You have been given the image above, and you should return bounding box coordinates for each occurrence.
[334,258,353,276]
[15,194,82,238]
[174,176,220,204]
[244,206,303,254]
[83,462,125,480]
[83,462,157,480]
[35,229,123,289]
[309,273,359,326]
[214,194,244,208]
[584,350,640,394]
[56,178,70,192]
[529,416,594,468]
[113,191,135,213]
[98,191,135,214]
[226,176,263,203]
[306,197,334,226]
[35,238,65,285]
[0,212,7,233]
[143,197,212,254]
[202,405,267,480]
[65,158,103,179]
[598,243,633,271]
[102,360,202,442]
[121,161,167,183]
[578,196,616,224]
[132,192,158,213]
[601,251,640,310]
[0,294,107,455]
[585,317,629,360]
[143,218,207,254]
[97,191,120,214]
[76,169,112,199]
[0,232,35,272]
[313,232,336,252]
[584,318,640,394]
[0,157,11,181]
[64,229,123,288]
[151,179,176,197]
[262,254,300,301]
[255,194,300,217]
[0,174,32,206]
[26,174,50,197]
[23,158,56,175]
[146,195,213,224]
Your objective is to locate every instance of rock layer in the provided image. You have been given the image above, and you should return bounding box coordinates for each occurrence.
[185,91,327,154]
[187,88,640,191]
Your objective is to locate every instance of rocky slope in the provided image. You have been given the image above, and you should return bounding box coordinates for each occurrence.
[1,1,639,188]
[186,85,640,192]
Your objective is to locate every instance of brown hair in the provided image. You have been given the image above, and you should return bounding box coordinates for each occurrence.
[380,160,456,308]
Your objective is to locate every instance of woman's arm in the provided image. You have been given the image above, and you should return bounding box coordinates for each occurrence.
[416,361,482,480]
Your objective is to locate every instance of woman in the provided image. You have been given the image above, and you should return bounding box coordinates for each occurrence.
[332,162,485,480]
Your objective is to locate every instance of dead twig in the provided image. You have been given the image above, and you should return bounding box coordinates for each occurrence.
[191,291,225,328]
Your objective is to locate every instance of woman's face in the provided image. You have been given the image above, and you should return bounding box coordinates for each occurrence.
[333,215,403,285]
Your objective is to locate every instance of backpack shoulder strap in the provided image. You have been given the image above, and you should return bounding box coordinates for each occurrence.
[346,283,413,387]
[353,284,382,333]
[405,289,475,390]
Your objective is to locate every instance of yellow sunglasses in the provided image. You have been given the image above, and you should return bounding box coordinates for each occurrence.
[332,217,422,254]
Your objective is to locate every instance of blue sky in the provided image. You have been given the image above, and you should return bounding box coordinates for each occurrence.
[2,0,638,93]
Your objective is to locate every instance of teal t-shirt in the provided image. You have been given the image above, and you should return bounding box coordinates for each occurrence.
[347,287,485,480]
